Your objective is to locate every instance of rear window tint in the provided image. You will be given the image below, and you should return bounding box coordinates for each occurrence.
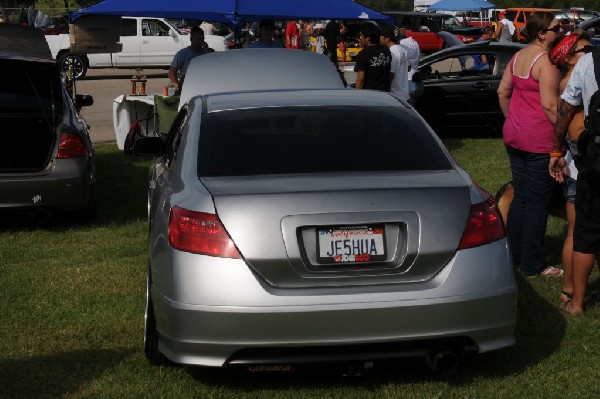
[197,105,452,177]
[0,60,61,114]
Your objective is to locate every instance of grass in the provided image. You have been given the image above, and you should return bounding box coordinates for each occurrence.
[2,141,600,398]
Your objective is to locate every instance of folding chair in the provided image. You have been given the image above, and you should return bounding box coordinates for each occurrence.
[153,95,180,138]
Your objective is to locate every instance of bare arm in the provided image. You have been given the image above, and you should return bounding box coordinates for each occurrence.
[355,70,365,90]
[553,99,578,152]
[168,67,180,89]
[493,23,503,40]
[567,111,585,142]
[497,60,513,117]
[538,59,560,125]
[549,99,578,183]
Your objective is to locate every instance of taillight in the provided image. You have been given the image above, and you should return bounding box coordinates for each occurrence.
[56,132,90,159]
[169,207,241,258]
[458,198,506,250]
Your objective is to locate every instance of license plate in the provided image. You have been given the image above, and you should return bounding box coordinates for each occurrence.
[348,51,357,56]
[317,225,385,264]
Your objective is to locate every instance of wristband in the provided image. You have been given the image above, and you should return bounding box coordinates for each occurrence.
[549,151,563,157]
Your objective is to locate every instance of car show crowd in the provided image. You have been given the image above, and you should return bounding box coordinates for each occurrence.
[2,4,600,320]
[4,0,600,379]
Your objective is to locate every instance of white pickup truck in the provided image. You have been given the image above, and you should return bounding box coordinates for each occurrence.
[45,16,229,79]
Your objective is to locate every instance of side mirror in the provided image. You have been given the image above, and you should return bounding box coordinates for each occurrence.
[75,94,94,109]
[170,29,177,37]
[134,136,165,157]
[419,65,432,79]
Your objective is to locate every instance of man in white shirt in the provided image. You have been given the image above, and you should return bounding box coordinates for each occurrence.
[200,21,216,36]
[380,25,409,101]
[398,28,422,104]
[493,11,516,43]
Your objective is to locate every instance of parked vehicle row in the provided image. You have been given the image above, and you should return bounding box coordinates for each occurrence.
[382,11,483,52]
[3,20,520,374]
[44,16,229,79]
[504,7,600,42]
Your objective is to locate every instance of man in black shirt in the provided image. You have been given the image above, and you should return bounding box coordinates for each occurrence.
[324,20,348,87]
[354,23,391,91]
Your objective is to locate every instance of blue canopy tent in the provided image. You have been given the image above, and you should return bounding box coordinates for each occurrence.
[428,0,495,12]
[71,0,393,28]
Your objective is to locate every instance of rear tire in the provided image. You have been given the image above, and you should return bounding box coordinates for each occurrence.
[58,53,88,79]
[144,266,168,366]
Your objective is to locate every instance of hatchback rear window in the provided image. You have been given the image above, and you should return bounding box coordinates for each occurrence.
[197,105,451,177]
[0,60,61,114]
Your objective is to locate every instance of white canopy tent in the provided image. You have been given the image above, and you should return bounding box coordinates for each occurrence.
[414,0,440,11]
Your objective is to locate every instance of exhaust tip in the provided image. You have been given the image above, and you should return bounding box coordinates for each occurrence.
[426,349,463,376]
[28,208,53,225]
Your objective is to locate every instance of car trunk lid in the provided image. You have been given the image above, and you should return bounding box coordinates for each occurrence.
[203,171,471,288]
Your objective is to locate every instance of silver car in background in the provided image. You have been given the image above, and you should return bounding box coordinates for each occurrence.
[139,50,517,374]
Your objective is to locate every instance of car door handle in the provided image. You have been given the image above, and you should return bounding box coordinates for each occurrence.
[472,82,492,89]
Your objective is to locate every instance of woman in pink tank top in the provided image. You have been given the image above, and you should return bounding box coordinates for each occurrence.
[497,12,562,277]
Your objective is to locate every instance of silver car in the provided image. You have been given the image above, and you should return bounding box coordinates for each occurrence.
[139,49,517,374]
[0,24,96,223]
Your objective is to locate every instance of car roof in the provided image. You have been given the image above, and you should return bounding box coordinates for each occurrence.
[197,89,406,113]
[580,16,600,29]
[419,41,525,64]
[179,49,345,107]
[0,24,53,62]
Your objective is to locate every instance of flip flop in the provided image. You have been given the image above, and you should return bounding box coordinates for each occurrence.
[540,266,563,276]
[561,290,573,302]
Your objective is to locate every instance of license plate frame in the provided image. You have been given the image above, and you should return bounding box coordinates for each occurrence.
[316,224,386,265]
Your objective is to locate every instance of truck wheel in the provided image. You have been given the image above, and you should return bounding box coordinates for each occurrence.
[58,53,88,79]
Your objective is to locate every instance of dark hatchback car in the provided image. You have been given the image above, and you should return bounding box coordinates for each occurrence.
[413,41,524,136]
[0,24,96,222]
[579,17,600,45]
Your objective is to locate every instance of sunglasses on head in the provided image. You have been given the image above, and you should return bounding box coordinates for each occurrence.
[574,45,595,54]
[545,24,561,33]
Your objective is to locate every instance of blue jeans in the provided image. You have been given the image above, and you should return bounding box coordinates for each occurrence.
[506,145,557,275]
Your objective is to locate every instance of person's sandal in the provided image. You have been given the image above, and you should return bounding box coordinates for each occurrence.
[561,290,573,302]
[540,266,563,276]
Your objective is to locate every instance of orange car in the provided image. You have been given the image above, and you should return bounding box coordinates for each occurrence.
[504,8,559,42]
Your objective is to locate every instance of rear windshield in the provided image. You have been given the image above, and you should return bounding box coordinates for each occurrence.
[0,60,61,114]
[197,105,452,177]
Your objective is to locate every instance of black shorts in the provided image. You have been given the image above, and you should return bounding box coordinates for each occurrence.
[573,173,600,254]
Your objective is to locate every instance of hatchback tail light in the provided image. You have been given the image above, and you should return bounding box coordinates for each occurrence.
[169,207,241,258]
[56,132,90,159]
[458,197,506,250]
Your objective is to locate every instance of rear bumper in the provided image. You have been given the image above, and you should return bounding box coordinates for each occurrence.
[151,238,517,367]
[0,157,95,212]
[154,287,516,367]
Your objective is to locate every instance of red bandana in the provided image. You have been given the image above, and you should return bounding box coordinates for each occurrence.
[550,34,579,67]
